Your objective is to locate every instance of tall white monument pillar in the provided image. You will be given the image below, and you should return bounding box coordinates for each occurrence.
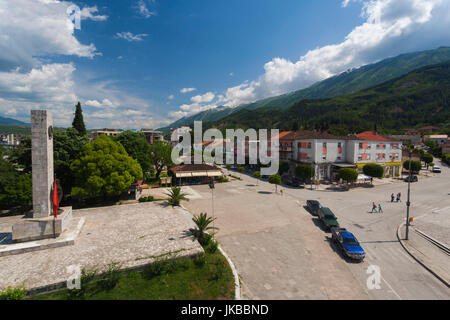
[31,110,54,218]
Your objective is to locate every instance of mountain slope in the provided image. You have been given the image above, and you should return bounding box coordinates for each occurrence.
[160,46,450,132]
[0,116,29,126]
[204,62,450,134]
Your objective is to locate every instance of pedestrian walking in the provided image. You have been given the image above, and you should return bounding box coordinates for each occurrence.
[391,193,395,202]
[378,204,383,213]
[371,202,378,213]
[397,192,401,202]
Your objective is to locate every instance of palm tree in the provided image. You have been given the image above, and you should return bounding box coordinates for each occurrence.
[165,186,189,207]
[192,212,218,245]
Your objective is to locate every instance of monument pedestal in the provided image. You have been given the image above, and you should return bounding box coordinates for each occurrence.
[12,207,73,243]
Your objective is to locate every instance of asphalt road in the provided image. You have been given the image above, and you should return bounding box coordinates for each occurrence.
[280,161,450,300]
[183,162,450,300]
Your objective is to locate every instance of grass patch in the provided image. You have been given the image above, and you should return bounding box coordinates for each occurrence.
[31,247,234,300]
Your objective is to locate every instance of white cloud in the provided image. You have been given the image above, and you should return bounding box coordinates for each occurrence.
[0,0,105,71]
[191,92,215,103]
[116,32,149,42]
[180,87,196,93]
[80,6,108,21]
[85,98,114,108]
[136,0,156,18]
[169,0,450,119]
[168,94,175,100]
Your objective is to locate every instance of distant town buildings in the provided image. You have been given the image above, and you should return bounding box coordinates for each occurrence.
[92,128,122,139]
[0,133,23,149]
[140,129,164,145]
[423,134,448,146]
[170,126,192,146]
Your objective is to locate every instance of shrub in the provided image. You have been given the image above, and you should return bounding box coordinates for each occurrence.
[338,168,358,183]
[403,160,421,173]
[0,284,27,300]
[193,253,206,267]
[295,164,315,181]
[139,196,154,202]
[363,164,384,178]
[225,164,232,169]
[206,240,219,254]
[166,186,189,207]
[99,262,122,290]
[268,174,282,192]
[217,176,229,183]
[237,167,245,173]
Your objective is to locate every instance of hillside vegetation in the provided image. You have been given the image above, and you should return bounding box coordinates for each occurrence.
[203,62,450,135]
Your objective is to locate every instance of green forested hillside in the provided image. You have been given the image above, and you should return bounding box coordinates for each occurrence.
[159,47,450,132]
[204,62,450,134]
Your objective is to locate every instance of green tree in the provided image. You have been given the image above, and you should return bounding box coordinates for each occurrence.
[0,174,32,209]
[191,212,218,246]
[72,102,87,136]
[338,168,358,185]
[53,128,89,194]
[403,160,421,173]
[295,164,315,189]
[9,136,32,173]
[253,171,261,185]
[278,161,289,176]
[70,135,143,199]
[165,186,189,207]
[421,153,433,169]
[268,174,282,193]
[148,141,173,179]
[363,164,384,179]
[115,131,151,172]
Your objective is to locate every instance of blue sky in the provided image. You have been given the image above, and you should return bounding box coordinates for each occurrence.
[0,0,449,129]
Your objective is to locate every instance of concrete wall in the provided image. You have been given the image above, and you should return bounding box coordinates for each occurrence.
[31,110,53,218]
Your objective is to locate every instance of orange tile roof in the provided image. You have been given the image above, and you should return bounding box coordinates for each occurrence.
[355,131,389,141]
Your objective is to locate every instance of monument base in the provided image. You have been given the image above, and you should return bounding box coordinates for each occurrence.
[12,207,72,243]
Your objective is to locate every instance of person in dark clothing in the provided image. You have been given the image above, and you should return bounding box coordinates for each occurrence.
[391,193,395,202]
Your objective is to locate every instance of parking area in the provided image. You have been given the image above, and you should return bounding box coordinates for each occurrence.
[180,163,450,300]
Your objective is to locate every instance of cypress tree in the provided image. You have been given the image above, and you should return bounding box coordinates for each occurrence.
[72,102,87,136]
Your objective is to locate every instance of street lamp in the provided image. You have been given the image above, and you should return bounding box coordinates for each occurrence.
[405,148,413,240]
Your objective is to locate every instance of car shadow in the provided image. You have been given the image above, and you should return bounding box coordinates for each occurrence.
[325,236,363,264]
[303,205,317,217]
[312,217,329,233]
[258,191,273,195]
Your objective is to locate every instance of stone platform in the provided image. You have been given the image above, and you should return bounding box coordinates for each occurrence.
[12,207,73,242]
[0,202,203,292]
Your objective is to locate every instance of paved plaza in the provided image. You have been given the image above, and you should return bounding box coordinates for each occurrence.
[0,203,202,292]
[171,163,450,300]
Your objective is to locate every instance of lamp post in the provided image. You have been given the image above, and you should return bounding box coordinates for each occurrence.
[405,148,412,240]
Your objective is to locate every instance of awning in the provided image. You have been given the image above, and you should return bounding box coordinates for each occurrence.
[207,171,223,177]
[192,171,208,177]
[175,172,192,178]
[333,163,357,168]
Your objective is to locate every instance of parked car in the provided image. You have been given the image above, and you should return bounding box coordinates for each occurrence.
[331,227,365,261]
[317,207,340,230]
[283,176,301,187]
[404,175,418,182]
[306,200,322,216]
[432,166,441,173]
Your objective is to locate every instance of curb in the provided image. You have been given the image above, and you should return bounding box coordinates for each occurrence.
[180,204,242,300]
[218,246,241,300]
[397,222,450,288]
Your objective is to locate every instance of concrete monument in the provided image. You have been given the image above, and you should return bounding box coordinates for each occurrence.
[12,110,72,242]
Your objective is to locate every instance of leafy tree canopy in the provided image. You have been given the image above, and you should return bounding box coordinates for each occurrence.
[72,102,87,136]
[295,164,315,181]
[339,168,359,183]
[403,160,421,173]
[114,131,151,172]
[70,135,143,199]
[149,141,173,179]
[278,161,290,175]
[363,164,384,178]
[9,136,31,173]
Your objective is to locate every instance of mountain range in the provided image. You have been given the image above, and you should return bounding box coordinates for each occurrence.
[159,46,450,133]
[203,62,450,134]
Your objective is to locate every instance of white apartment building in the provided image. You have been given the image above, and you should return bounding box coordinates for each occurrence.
[288,131,402,181]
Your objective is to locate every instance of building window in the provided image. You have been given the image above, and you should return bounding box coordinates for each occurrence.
[377,143,386,149]
[359,142,370,149]
[377,153,386,160]
[322,142,327,155]
[391,143,399,149]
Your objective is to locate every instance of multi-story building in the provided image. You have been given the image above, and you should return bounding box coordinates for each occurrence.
[285,130,402,181]
[92,128,122,139]
[140,129,164,145]
[423,134,448,146]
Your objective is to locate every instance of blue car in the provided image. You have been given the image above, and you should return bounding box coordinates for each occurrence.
[331,228,365,261]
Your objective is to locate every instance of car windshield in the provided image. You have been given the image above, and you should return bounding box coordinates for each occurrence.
[324,214,335,219]
[343,237,360,246]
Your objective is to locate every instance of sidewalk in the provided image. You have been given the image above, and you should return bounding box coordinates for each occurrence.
[397,224,450,287]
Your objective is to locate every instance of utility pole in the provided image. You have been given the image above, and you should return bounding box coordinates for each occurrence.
[405,149,412,240]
